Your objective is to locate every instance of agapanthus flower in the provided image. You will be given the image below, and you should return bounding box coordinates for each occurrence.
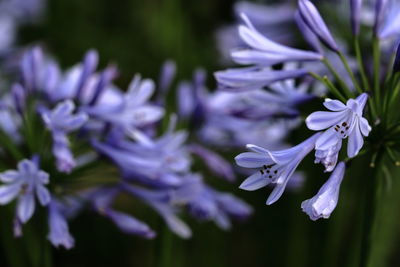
[301,161,346,220]
[306,93,371,160]
[0,159,50,223]
[236,133,321,204]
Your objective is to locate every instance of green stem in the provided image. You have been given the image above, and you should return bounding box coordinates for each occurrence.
[158,226,173,267]
[354,38,370,92]
[338,51,362,94]
[322,58,354,98]
[359,154,382,267]
[372,37,381,112]
[309,72,347,102]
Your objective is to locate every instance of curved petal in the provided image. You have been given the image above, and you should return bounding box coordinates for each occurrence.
[0,183,21,204]
[266,179,289,205]
[36,185,51,206]
[306,110,346,130]
[235,152,273,168]
[17,194,35,223]
[239,172,270,191]
[359,117,371,137]
[347,120,364,158]
[323,99,346,111]
[0,170,19,183]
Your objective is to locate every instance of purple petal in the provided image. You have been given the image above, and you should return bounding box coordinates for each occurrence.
[107,210,156,239]
[298,0,338,51]
[306,110,347,130]
[235,152,273,168]
[347,119,364,158]
[323,99,347,111]
[0,183,21,204]
[17,194,35,223]
[36,185,51,206]
[239,172,269,191]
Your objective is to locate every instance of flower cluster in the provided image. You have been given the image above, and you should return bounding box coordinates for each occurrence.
[0,47,252,249]
[219,0,400,220]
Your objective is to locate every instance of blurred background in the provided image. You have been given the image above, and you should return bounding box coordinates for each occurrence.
[2,0,400,266]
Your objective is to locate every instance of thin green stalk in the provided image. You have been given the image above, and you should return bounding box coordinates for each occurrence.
[309,72,347,102]
[372,38,381,112]
[158,226,173,267]
[338,51,362,94]
[359,153,382,267]
[354,38,370,92]
[322,58,354,98]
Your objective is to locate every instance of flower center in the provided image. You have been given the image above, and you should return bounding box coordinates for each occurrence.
[260,164,280,182]
[333,121,350,138]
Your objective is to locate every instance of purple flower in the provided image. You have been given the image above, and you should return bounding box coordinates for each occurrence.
[301,161,346,220]
[377,0,400,39]
[215,66,308,92]
[189,144,235,182]
[306,93,371,159]
[231,13,322,66]
[298,0,339,51]
[122,183,192,238]
[350,0,363,35]
[47,200,75,249]
[84,75,164,132]
[90,187,156,239]
[393,43,400,73]
[235,133,321,204]
[41,100,88,173]
[374,0,389,36]
[0,159,50,223]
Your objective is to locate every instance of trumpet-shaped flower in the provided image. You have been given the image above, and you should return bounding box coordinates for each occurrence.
[301,161,346,220]
[306,93,371,160]
[235,133,321,205]
[232,13,322,66]
[298,0,338,51]
[0,159,51,223]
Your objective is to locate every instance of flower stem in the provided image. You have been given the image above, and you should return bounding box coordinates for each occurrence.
[359,153,382,267]
[309,72,347,102]
[354,38,370,92]
[338,51,362,94]
[158,226,173,267]
[322,58,354,99]
[372,37,381,112]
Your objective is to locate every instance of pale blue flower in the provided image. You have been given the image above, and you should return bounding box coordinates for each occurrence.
[0,159,50,223]
[306,93,371,159]
[301,161,346,220]
[235,133,321,205]
[47,200,75,249]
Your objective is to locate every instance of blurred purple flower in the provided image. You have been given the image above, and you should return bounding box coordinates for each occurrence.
[48,200,75,249]
[0,159,50,223]
[41,100,88,173]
